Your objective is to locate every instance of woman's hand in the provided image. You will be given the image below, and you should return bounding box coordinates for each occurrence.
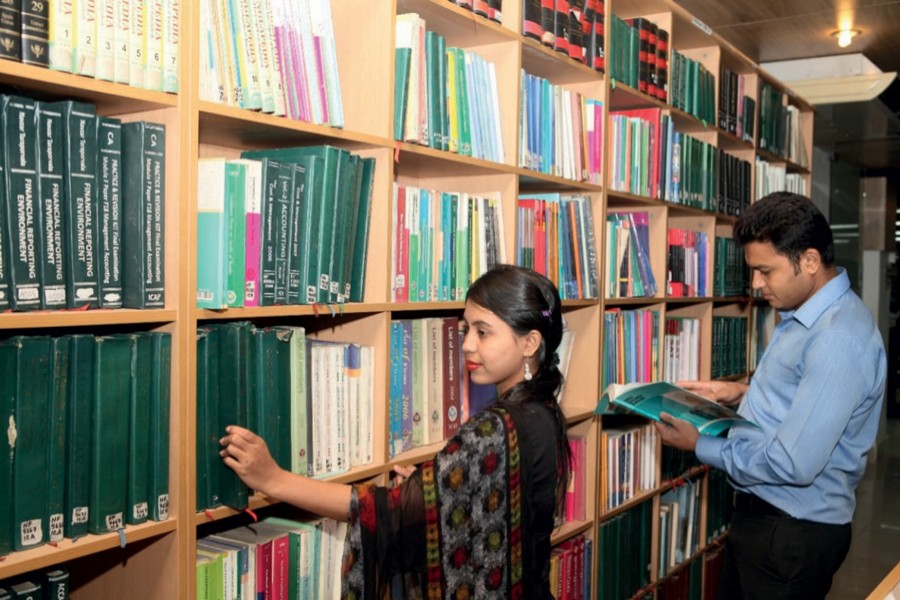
[391,464,417,487]
[676,380,748,407]
[219,425,283,496]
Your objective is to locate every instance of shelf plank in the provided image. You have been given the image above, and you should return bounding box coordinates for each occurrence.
[0,309,178,330]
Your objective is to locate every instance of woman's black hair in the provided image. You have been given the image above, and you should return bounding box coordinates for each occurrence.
[733,192,835,269]
[465,264,572,519]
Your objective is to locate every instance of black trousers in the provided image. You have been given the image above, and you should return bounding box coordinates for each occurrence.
[718,495,852,600]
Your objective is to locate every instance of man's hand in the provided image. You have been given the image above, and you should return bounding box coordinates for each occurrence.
[655,412,700,451]
[677,380,748,407]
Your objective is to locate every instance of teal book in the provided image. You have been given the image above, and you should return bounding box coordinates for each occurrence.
[147,332,171,521]
[285,162,307,305]
[393,47,412,140]
[122,121,166,308]
[0,116,9,310]
[97,116,124,308]
[10,336,53,551]
[271,163,292,305]
[2,95,42,310]
[196,326,221,510]
[340,155,362,302]
[59,100,100,308]
[0,339,17,555]
[328,149,354,303]
[64,334,94,538]
[213,322,252,509]
[257,158,281,306]
[127,332,152,525]
[348,157,375,302]
[196,158,228,308]
[42,569,69,598]
[89,334,132,534]
[47,337,70,543]
[225,160,246,307]
[278,326,308,475]
[36,102,68,309]
[294,156,322,305]
[251,326,291,470]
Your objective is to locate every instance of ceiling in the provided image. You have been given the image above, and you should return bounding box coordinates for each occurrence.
[672,0,900,170]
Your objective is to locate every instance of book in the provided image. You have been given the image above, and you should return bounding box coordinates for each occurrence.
[64,334,94,538]
[0,0,21,60]
[127,332,152,525]
[196,327,222,510]
[596,381,757,436]
[0,339,17,555]
[36,102,69,310]
[97,116,124,308]
[122,120,166,308]
[47,337,70,543]
[21,0,49,66]
[147,332,171,521]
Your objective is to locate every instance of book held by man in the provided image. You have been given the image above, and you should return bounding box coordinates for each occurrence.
[596,381,757,436]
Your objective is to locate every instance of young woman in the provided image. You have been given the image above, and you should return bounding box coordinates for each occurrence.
[219,264,572,598]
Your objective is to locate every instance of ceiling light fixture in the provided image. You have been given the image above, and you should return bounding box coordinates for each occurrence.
[832,28,860,48]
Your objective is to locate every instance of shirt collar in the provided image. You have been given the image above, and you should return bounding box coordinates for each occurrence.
[778,267,850,329]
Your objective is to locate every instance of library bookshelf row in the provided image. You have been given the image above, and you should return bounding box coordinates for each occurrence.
[0,0,812,598]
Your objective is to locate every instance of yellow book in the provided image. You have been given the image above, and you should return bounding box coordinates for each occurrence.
[445,47,459,153]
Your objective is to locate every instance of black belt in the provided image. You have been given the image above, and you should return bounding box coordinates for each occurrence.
[733,491,791,518]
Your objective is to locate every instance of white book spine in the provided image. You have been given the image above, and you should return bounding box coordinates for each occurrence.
[129,0,146,87]
[95,0,115,80]
[231,0,261,109]
[145,0,164,90]
[113,0,131,83]
[263,0,286,116]
[49,0,75,72]
[75,0,97,76]
[248,0,273,112]
[162,0,179,92]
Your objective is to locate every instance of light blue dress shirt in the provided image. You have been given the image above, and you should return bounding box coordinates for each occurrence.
[696,268,886,524]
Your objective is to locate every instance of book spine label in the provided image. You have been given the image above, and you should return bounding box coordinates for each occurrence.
[95,0,116,80]
[75,0,97,76]
[162,0,180,93]
[63,102,99,308]
[0,0,22,60]
[114,0,132,83]
[36,103,68,309]
[49,0,74,71]
[3,96,43,311]
[97,117,123,308]
[21,0,49,66]
[145,0,164,90]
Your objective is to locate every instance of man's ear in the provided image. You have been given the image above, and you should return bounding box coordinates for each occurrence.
[801,249,822,274]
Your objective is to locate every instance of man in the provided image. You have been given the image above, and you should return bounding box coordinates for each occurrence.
[656,192,886,599]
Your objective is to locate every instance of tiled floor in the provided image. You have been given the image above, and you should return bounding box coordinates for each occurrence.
[828,417,900,599]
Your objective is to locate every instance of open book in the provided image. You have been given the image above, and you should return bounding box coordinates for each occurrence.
[596,381,758,436]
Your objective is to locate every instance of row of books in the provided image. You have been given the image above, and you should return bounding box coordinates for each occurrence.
[196,517,347,600]
[391,185,505,303]
[0,569,69,600]
[663,317,700,383]
[608,15,669,102]
[596,500,653,600]
[519,72,604,183]
[658,478,702,577]
[713,236,748,297]
[755,158,808,200]
[661,447,701,484]
[711,316,748,379]
[667,229,709,297]
[199,0,343,125]
[448,0,502,24]
[717,150,752,217]
[522,0,606,72]
[608,109,717,211]
[718,69,756,142]
[517,194,601,299]
[759,83,808,167]
[602,307,660,389]
[0,332,172,556]
[749,304,776,372]
[657,558,703,600]
[395,15,504,163]
[605,211,656,299]
[0,95,166,311]
[197,147,374,308]
[548,534,593,600]
[706,468,733,543]
[668,50,715,125]
[196,323,374,511]
[599,421,659,511]
[0,0,179,93]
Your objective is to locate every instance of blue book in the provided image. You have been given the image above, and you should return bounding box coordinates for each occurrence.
[389,322,404,458]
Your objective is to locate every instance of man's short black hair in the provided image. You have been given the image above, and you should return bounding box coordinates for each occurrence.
[733,192,834,266]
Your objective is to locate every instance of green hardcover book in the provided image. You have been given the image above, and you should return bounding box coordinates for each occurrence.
[295,156,322,305]
[0,119,9,310]
[21,0,49,66]
[7,582,40,600]
[59,100,99,308]
[2,95,42,310]
[454,48,473,157]
[328,149,354,303]
[250,326,290,470]
[241,146,342,304]
[225,160,246,307]
[214,322,251,509]
[10,335,53,551]
[257,158,281,306]
[393,47,412,141]
[89,334,132,534]
[47,337,70,543]
[97,116,123,308]
[43,569,69,598]
[271,163,292,305]
[127,332,152,525]
[36,102,68,309]
[0,339,17,555]
[341,155,362,302]
[285,162,306,305]
[147,332,171,521]
[348,157,375,303]
[64,334,93,538]
[122,121,166,309]
[196,326,221,510]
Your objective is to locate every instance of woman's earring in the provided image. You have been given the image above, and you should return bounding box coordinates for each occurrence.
[524,358,533,381]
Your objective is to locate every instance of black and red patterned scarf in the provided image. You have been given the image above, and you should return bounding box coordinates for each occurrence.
[342,407,523,599]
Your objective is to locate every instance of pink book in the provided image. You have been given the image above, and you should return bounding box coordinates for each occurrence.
[243,161,262,307]
[270,533,290,600]
[273,25,298,120]
[394,186,409,302]
[312,37,329,125]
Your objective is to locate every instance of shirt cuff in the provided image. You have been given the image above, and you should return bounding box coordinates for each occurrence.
[695,435,727,471]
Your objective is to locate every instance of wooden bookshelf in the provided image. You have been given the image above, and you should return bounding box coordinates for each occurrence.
[0,0,814,597]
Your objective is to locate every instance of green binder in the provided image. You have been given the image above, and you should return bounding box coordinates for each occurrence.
[48,336,71,543]
[148,332,172,521]
[64,334,94,538]
[213,322,252,509]
[196,327,221,511]
[0,338,17,555]
[127,332,152,525]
